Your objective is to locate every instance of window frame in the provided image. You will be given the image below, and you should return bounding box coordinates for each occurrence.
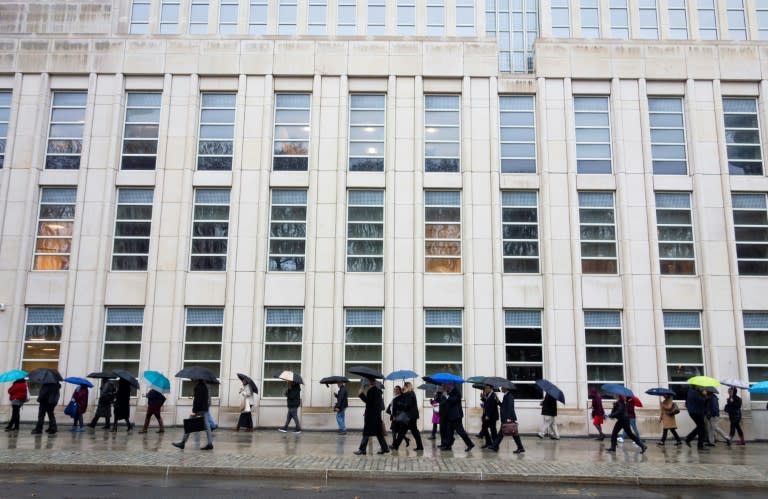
[648,96,688,175]
[219,0,239,34]
[397,0,416,36]
[584,310,625,396]
[346,190,385,273]
[121,92,162,171]
[182,307,223,397]
[337,0,357,35]
[580,0,601,38]
[307,0,328,35]
[638,0,659,39]
[424,190,462,274]
[485,0,538,73]
[731,193,768,275]
[743,312,768,401]
[22,307,64,374]
[189,0,210,35]
[160,0,181,34]
[273,93,311,171]
[667,0,689,39]
[348,94,385,172]
[655,192,696,275]
[608,0,630,39]
[249,0,269,34]
[344,309,384,393]
[574,95,613,174]
[0,90,10,168]
[499,95,536,174]
[190,188,231,272]
[33,187,77,271]
[504,310,543,400]
[725,0,747,40]
[111,188,154,272]
[424,309,463,376]
[424,94,461,173]
[578,191,618,274]
[197,92,236,171]
[367,0,386,35]
[551,0,571,37]
[426,0,445,36]
[455,0,475,36]
[501,191,540,274]
[723,97,763,176]
[262,308,304,398]
[129,0,151,34]
[697,0,718,40]
[757,0,768,40]
[102,308,144,377]
[663,311,704,400]
[268,189,308,272]
[279,0,298,35]
[45,91,87,170]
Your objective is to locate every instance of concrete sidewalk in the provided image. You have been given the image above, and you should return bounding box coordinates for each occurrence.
[1,426,766,488]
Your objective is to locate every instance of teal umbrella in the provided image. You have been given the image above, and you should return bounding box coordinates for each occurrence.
[143,370,171,392]
[0,369,27,383]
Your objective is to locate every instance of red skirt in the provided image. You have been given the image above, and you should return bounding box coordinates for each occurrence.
[593,415,605,425]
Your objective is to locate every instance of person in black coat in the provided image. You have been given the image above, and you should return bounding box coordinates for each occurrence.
[684,386,708,450]
[390,382,424,451]
[334,382,348,435]
[490,386,524,453]
[354,377,389,455]
[279,381,302,433]
[31,382,60,435]
[439,381,475,452]
[606,395,647,453]
[480,384,500,448]
[725,387,745,445]
[173,379,213,450]
[112,378,134,432]
[88,380,116,429]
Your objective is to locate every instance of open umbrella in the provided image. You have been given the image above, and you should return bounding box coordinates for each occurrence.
[646,387,676,397]
[63,376,93,388]
[482,376,515,390]
[112,369,140,389]
[0,369,27,383]
[720,378,750,389]
[236,373,259,394]
[601,383,634,398]
[701,386,719,394]
[466,376,488,384]
[472,383,500,392]
[385,370,419,381]
[630,395,643,408]
[417,383,439,392]
[429,373,465,384]
[27,368,63,384]
[749,381,768,394]
[143,371,171,392]
[87,371,117,379]
[272,369,304,384]
[535,379,565,404]
[687,375,719,387]
[176,366,220,384]
[319,375,349,386]
[348,366,384,379]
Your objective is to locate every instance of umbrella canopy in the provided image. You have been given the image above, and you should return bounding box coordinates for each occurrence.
[535,379,566,404]
[429,373,465,384]
[63,376,93,388]
[687,375,719,387]
[272,369,304,384]
[319,375,350,385]
[347,366,384,379]
[27,368,63,385]
[630,395,643,408]
[385,370,419,381]
[0,369,27,383]
[482,376,515,390]
[143,371,171,392]
[87,371,117,379]
[465,376,488,384]
[701,386,719,394]
[720,378,750,389]
[646,387,676,397]
[417,383,439,392]
[601,383,634,398]
[112,369,140,389]
[236,373,259,394]
[176,366,220,384]
[749,381,768,394]
[472,383,500,392]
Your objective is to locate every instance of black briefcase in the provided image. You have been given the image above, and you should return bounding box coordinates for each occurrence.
[183,416,205,433]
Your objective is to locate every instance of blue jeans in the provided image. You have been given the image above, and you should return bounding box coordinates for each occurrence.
[206,411,217,430]
[182,411,213,446]
[336,410,346,432]
[621,418,640,440]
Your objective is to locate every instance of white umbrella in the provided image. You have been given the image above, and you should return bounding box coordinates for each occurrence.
[720,378,750,389]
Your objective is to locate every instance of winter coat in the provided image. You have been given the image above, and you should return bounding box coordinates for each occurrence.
[609,398,629,421]
[590,393,605,418]
[359,384,384,436]
[95,381,116,418]
[8,380,28,406]
[499,391,518,422]
[442,387,464,422]
[334,386,348,411]
[706,394,721,418]
[192,381,210,414]
[238,385,254,413]
[396,391,419,422]
[626,397,637,419]
[285,383,301,409]
[660,398,679,429]
[114,379,132,419]
[73,386,89,415]
[483,392,500,422]
[685,388,706,416]
[541,394,557,417]
[724,394,742,422]
[146,389,166,409]
[37,383,60,406]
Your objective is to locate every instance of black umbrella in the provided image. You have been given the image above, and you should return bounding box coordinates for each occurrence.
[236,373,259,394]
[27,368,63,384]
[417,383,439,392]
[176,366,220,384]
[111,369,140,389]
[482,376,515,390]
[320,375,350,386]
[472,383,500,392]
[271,369,304,384]
[87,371,117,379]
[535,378,566,404]
[348,366,384,379]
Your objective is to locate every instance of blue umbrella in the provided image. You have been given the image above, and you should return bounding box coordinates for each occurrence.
[535,379,566,404]
[645,387,676,397]
[385,370,419,381]
[601,383,634,398]
[749,381,768,394]
[63,376,93,388]
[143,370,171,392]
[0,369,27,383]
[428,373,465,384]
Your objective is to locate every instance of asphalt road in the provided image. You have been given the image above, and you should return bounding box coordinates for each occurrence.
[0,473,763,499]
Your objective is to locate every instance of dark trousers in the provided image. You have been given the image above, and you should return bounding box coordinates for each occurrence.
[661,428,681,443]
[480,419,498,446]
[359,426,388,452]
[728,418,744,440]
[444,418,472,448]
[7,405,21,430]
[392,420,423,449]
[610,419,642,449]
[492,430,524,451]
[685,413,707,448]
[33,403,57,432]
[89,415,111,428]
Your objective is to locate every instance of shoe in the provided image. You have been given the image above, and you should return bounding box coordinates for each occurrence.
[389,445,398,451]
[405,437,411,447]
[278,428,287,433]
[440,446,452,451]
[697,446,709,451]
[550,437,560,440]
[201,444,213,450]
[490,446,499,452]
[127,423,134,431]
[657,441,665,446]
[640,444,648,454]
[427,435,436,440]
[376,449,389,455]
[293,430,302,434]
[353,449,366,455]
[617,437,624,443]
[102,426,111,430]
[674,440,683,446]
[414,446,424,451]
[75,427,86,433]
[172,442,185,450]
[338,431,346,435]
[536,433,544,439]
[69,427,77,432]
[606,448,616,452]
[726,438,732,446]
[597,435,605,441]
[736,440,746,446]
[475,432,483,438]
[465,444,475,452]
[481,444,491,449]
[684,440,691,447]
[157,429,165,433]
[46,429,57,434]
[138,429,148,434]
[30,430,42,435]
[87,423,96,429]
[513,448,525,454]
[705,443,715,447]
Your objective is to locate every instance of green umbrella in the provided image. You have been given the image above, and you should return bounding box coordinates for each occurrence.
[687,376,720,387]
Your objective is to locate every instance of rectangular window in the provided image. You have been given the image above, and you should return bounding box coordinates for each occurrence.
[219,0,239,34]
[269,190,307,272]
[279,0,297,35]
[455,0,475,36]
[609,0,630,39]
[580,0,600,38]
[668,0,689,39]
[505,310,542,400]
[574,96,612,174]
[427,0,445,36]
[723,98,763,176]
[0,91,9,168]
[397,0,416,35]
[273,94,310,171]
[368,0,386,35]
[349,94,385,172]
[425,94,460,172]
[183,308,222,397]
[664,312,703,400]
[726,0,747,40]
[502,191,539,273]
[23,307,64,373]
[347,190,384,272]
[425,191,461,273]
[345,309,383,393]
[46,91,87,170]
[249,0,268,34]
[190,189,230,271]
[112,188,153,271]
[579,192,617,274]
[743,313,768,400]
[130,0,151,34]
[758,0,768,40]
[337,0,357,35]
[161,0,181,34]
[656,192,696,275]
[308,0,327,35]
[121,92,161,170]
[102,308,143,377]
[697,0,718,39]
[648,97,688,175]
[638,0,659,39]
[584,311,624,395]
[425,310,463,376]
[198,93,235,171]
[190,0,210,34]
[732,193,768,275]
[486,0,538,73]
[263,308,303,397]
[551,0,570,37]
[34,187,76,271]
[499,95,536,173]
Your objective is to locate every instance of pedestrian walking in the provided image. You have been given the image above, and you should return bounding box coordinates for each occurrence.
[620,396,641,443]
[479,384,500,449]
[235,379,254,432]
[589,388,606,440]
[31,382,60,435]
[439,381,474,452]
[725,387,745,445]
[138,388,166,433]
[278,381,302,433]
[5,378,29,432]
[684,386,708,450]
[706,392,731,446]
[112,378,134,432]
[657,394,682,446]
[490,385,525,454]
[333,381,348,434]
[390,382,423,451]
[429,391,441,440]
[386,386,410,447]
[70,385,88,432]
[606,395,647,453]
[354,377,389,455]
[537,393,560,440]
[172,379,214,450]
[88,379,115,429]
[206,386,218,431]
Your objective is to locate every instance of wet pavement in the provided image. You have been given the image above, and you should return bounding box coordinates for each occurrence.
[0,425,766,487]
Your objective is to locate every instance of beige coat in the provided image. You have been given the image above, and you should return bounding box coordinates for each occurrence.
[659,398,678,429]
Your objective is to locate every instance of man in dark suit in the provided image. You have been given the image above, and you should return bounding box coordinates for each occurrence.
[354,377,389,455]
[480,384,500,448]
[439,381,475,452]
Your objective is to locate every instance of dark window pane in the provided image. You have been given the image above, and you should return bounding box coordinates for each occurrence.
[190,256,227,270]
[113,238,150,253]
[45,156,80,169]
[197,156,232,171]
[273,157,308,171]
[121,156,156,170]
[349,158,384,171]
[268,256,305,271]
[503,258,539,273]
[112,255,149,271]
[425,158,460,172]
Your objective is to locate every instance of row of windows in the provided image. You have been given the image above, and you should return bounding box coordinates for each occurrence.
[32,186,768,276]
[1,89,762,177]
[21,306,768,401]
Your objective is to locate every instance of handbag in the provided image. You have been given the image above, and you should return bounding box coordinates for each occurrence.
[64,400,78,418]
[501,421,519,436]
[394,411,411,426]
[183,416,206,433]
[669,403,680,416]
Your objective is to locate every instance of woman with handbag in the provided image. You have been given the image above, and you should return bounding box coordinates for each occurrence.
[5,378,29,432]
[490,385,524,454]
[429,391,441,440]
[235,379,255,432]
[390,382,423,451]
[69,384,89,432]
[657,394,682,445]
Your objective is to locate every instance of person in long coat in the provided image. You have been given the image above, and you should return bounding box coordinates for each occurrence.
[606,395,647,453]
[589,388,606,440]
[31,382,60,435]
[537,393,560,439]
[684,386,708,450]
[71,385,89,431]
[390,382,424,451]
[725,387,745,445]
[439,381,474,452]
[89,380,115,429]
[657,394,682,445]
[354,377,389,455]
[480,384,500,448]
[112,378,134,431]
[490,386,524,453]
[138,388,166,433]
[5,378,28,432]
[235,380,255,432]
